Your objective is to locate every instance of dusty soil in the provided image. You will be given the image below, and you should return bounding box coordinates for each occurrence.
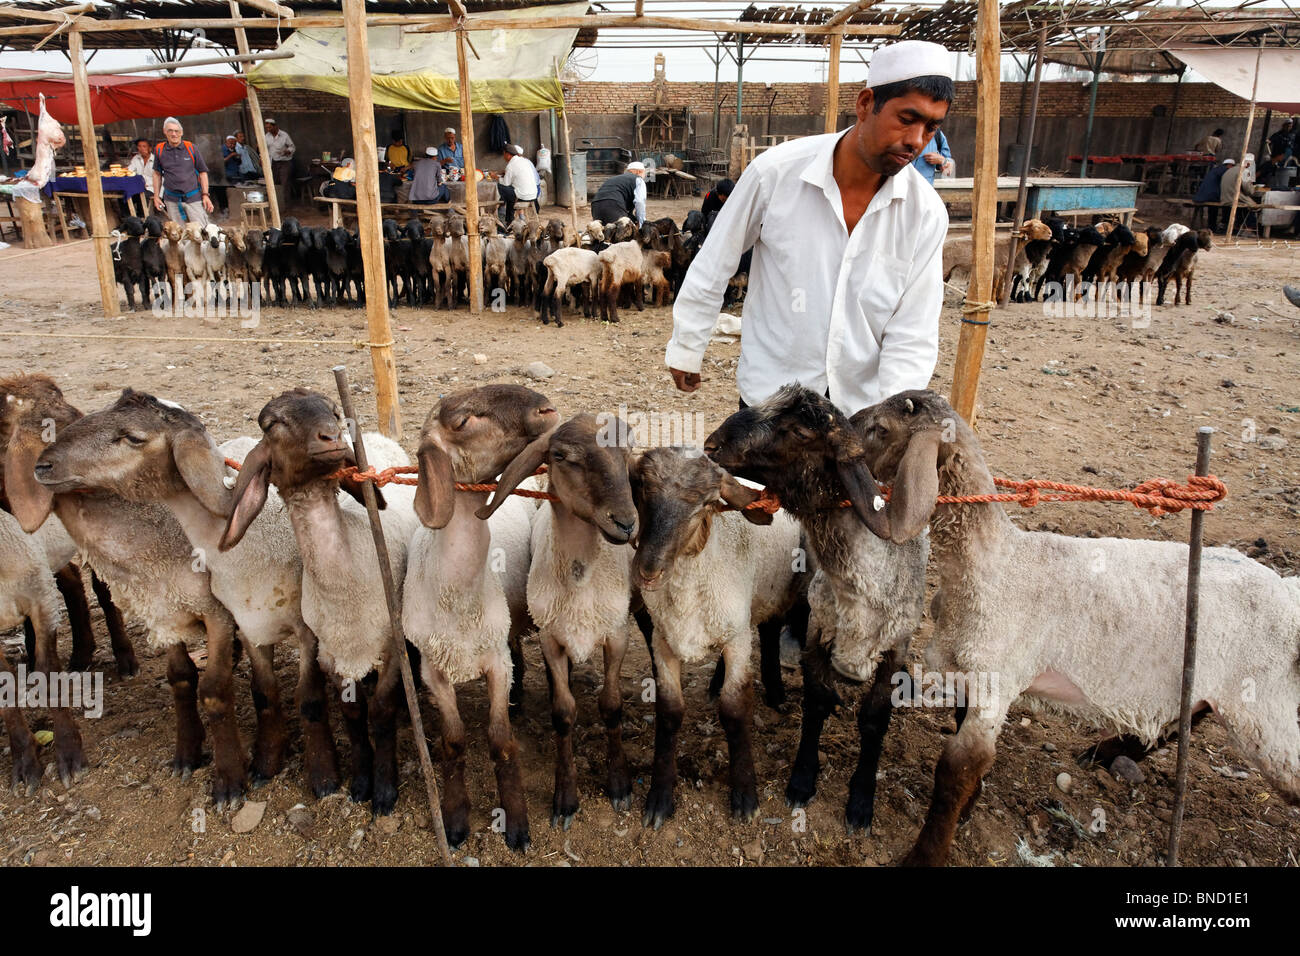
[1,199,1299,868]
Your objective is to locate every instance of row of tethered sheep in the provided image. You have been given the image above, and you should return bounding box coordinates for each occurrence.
[111,209,736,323]
[4,370,1298,864]
[944,219,1213,305]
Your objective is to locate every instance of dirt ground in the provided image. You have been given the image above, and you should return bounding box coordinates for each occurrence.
[1,197,1299,868]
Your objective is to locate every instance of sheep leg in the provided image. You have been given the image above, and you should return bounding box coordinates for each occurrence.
[1184,272,1192,305]
[367,659,402,816]
[508,632,526,718]
[786,640,842,808]
[245,642,288,785]
[1217,701,1300,806]
[758,617,787,710]
[634,606,656,679]
[845,644,906,834]
[599,630,632,811]
[166,641,205,779]
[719,636,758,822]
[541,633,580,827]
[643,632,684,829]
[1,649,41,795]
[424,663,471,848]
[901,706,1003,867]
[337,679,373,803]
[90,572,137,677]
[294,624,340,798]
[30,600,86,788]
[486,655,531,852]
[53,563,95,672]
[199,611,245,809]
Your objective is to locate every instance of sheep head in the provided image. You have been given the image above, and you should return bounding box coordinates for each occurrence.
[1,373,84,532]
[1021,218,1053,242]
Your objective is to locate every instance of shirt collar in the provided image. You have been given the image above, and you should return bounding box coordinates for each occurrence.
[801,129,911,221]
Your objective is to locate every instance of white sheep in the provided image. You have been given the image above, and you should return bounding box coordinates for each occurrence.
[857,389,1300,866]
[540,247,602,326]
[597,240,644,322]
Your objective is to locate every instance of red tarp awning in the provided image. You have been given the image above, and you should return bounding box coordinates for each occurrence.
[0,70,247,124]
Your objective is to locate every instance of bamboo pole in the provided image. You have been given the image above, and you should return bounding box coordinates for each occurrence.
[67,29,119,319]
[1225,38,1265,239]
[343,0,401,439]
[999,23,1046,307]
[456,23,484,314]
[230,0,281,230]
[13,49,292,82]
[555,59,580,237]
[332,365,452,868]
[1167,426,1213,867]
[825,31,842,134]
[948,0,999,424]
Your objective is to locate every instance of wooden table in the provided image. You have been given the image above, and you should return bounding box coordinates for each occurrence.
[932,176,1024,204]
[315,195,501,228]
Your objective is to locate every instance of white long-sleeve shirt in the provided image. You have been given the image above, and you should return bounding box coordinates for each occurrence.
[667,130,947,414]
[265,128,295,162]
[502,154,539,201]
[632,175,646,225]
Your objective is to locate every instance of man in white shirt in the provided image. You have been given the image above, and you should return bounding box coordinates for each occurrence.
[666,41,954,415]
[127,138,155,194]
[497,144,539,223]
[263,117,295,212]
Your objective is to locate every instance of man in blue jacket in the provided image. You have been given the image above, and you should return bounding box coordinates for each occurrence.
[911,128,952,184]
[1193,157,1234,232]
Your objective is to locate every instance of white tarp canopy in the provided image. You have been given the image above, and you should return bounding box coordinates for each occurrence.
[247,2,588,113]
[1172,47,1300,111]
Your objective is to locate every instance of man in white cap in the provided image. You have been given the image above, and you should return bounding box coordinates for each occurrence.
[263,117,295,212]
[438,127,465,174]
[591,160,647,226]
[410,146,449,204]
[667,40,954,414]
[498,143,540,223]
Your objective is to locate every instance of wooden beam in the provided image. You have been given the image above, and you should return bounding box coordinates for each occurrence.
[0,4,94,24]
[949,0,999,424]
[67,28,119,319]
[343,0,401,439]
[229,1,281,229]
[1225,37,1265,239]
[555,58,580,238]
[825,0,881,29]
[232,0,294,18]
[12,49,291,82]
[999,22,1046,306]
[825,31,842,133]
[456,25,484,314]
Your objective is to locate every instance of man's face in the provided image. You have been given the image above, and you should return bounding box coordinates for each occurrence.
[851,88,950,179]
[136,141,151,159]
[266,123,277,137]
[236,131,246,144]
[445,132,456,147]
[163,124,183,146]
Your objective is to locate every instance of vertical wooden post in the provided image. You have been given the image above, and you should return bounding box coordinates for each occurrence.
[825,31,842,134]
[229,0,281,229]
[999,23,1045,306]
[1225,38,1265,240]
[343,0,401,439]
[68,28,119,318]
[948,0,999,424]
[456,24,483,313]
[555,58,580,237]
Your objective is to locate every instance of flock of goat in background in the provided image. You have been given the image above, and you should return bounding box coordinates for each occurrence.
[3,362,1298,865]
[111,208,732,324]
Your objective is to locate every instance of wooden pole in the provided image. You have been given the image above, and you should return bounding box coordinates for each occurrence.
[229,0,280,229]
[999,23,1045,307]
[14,49,292,82]
[343,0,401,439]
[948,0,999,424]
[1167,426,1213,867]
[332,366,452,868]
[555,59,580,236]
[456,23,484,314]
[825,31,842,134]
[1079,35,1106,178]
[67,28,119,319]
[1225,38,1265,240]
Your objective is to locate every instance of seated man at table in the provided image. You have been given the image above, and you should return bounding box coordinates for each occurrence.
[386,132,411,173]
[497,144,538,222]
[234,130,261,179]
[378,162,401,204]
[411,147,450,205]
[222,135,246,183]
[1193,157,1233,232]
[127,138,155,197]
[152,116,212,226]
[438,127,465,176]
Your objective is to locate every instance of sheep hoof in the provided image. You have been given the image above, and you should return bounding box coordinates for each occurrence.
[551,809,576,830]
[504,826,531,854]
[763,687,788,711]
[785,779,816,809]
[68,650,94,672]
[348,774,373,803]
[371,782,398,817]
[309,773,340,800]
[608,792,632,813]
[730,789,759,823]
[642,790,675,829]
[56,750,87,789]
[11,746,41,796]
[444,819,470,849]
[115,650,140,678]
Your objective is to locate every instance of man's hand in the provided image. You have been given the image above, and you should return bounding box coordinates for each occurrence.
[154,193,164,211]
[669,368,701,393]
[924,152,945,166]
[202,195,214,213]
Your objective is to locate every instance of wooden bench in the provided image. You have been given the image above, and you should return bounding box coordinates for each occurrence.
[1178,200,1227,229]
[314,195,501,228]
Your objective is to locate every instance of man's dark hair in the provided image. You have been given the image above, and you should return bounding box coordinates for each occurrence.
[715,178,735,197]
[135,137,149,147]
[869,75,955,112]
[1213,128,1225,136]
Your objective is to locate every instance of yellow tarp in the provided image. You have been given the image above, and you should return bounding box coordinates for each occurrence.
[247,3,586,112]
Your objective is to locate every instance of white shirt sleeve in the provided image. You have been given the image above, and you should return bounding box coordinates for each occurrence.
[633,176,647,225]
[665,167,765,374]
[283,132,295,157]
[873,212,945,403]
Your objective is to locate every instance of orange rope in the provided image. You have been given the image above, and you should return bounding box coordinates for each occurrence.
[223,459,1226,517]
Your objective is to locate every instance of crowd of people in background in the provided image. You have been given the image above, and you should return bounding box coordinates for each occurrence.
[1190,115,1300,232]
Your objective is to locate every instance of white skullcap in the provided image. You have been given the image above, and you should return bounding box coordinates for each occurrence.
[1223,158,1236,165]
[444,127,456,134]
[512,144,524,155]
[1244,152,1255,162]
[866,41,955,88]
[264,118,276,124]
[426,146,438,156]
[626,161,646,173]
[225,134,236,140]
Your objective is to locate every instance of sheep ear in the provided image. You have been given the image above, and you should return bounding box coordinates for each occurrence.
[4,426,54,533]
[476,427,554,520]
[827,421,890,539]
[172,428,231,517]
[220,438,272,551]
[887,429,943,543]
[719,472,772,526]
[414,437,455,529]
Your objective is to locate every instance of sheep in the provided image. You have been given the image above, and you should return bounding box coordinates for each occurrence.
[1161,222,1190,245]
[278,217,310,307]
[160,219,187,302]
[222,226,251,307]
[478,413,644,826]
[300,226,329,307]
[345,228,366,306]
[1115,227,1163,303]
[641,248,672,307]
[1156,228,1212,306]
[112,216,148,311]
[484,232,513,306]
[404,218,429,307]
[262,227,286,307]
[506,218,532,305]
[856,389,1300,866]
[200,223,228,308]
[446,216,470,308]
[6,375,246,807]
[243,227,267,296]
[401,385,558,851]
[37,389,352,798]
[539,247,602,327]
[141,216,168,309]
[1,376,136,677]
[220,388,421,815]
[0,508,86,791]
[704,385,930,833]
[628,446,806,827]
[426,216,451,310]
[1081,222,1137,298]
[528,218,562,316]
[180,221,209,305]
[941,219,1053,303]
[597,240,644,323]
[607,216,637,244]
[323,227,350,307]
[1051,223,1105,300]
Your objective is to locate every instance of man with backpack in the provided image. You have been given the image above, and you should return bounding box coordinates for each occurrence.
[151,117,213,226]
